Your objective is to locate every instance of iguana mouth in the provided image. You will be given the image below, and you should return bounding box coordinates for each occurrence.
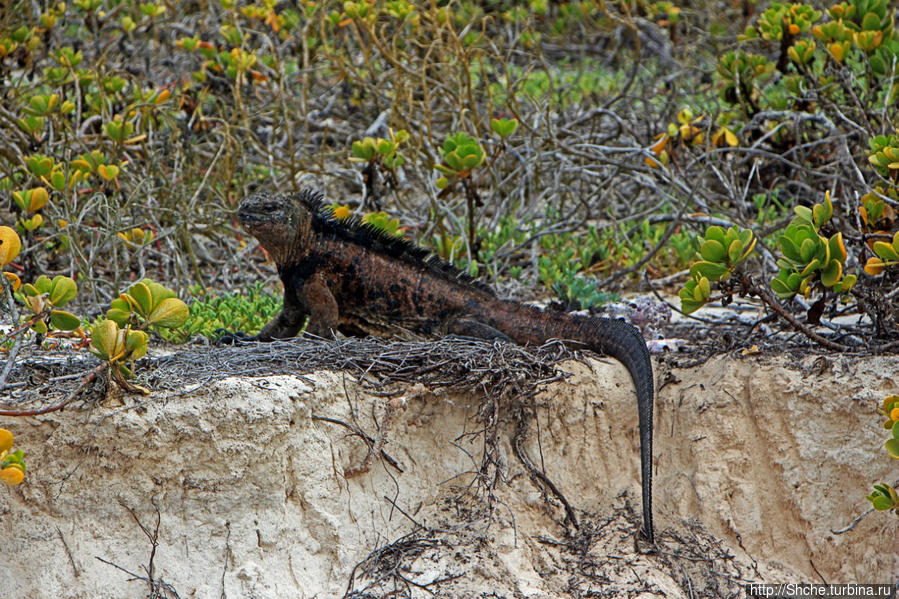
[237,208,267,225]
[238,195,286,226]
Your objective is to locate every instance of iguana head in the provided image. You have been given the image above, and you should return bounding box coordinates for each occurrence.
[238,192,309,265]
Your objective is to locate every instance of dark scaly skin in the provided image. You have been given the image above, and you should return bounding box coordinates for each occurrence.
[237,189,655,542]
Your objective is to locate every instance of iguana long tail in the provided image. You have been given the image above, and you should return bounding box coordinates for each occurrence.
[477,304,655,542]
[583,316,654,543]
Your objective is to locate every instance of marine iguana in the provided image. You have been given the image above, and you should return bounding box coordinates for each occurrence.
[234,189,656,542]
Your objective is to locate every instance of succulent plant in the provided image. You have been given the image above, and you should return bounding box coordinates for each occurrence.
[868,482,899,512]
[90,319,149,381]
[436,132,485,177]
[107,278,189,331]
[19,274,81,333]
[867,134,899,180]
[716,51,775,106]
[350,129,408,169]
[12,187,49,213]
[490,117,518,138]
[742,2,821,42]
[863,230,899,275]
[770,192,857,298]
[679,225,756,314]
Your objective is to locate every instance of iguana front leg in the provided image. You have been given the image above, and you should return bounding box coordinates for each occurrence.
[258,272,339,339]
[255,303,307,340]
[217,296,307,343]
[250,278,305,339]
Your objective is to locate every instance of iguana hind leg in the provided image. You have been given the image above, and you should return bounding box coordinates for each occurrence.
[300,272,340,337]
[446,317,513,342]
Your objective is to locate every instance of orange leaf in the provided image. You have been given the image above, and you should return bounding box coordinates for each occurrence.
[864,256,885,276]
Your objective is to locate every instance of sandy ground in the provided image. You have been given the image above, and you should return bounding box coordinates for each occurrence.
[1,350,897,598]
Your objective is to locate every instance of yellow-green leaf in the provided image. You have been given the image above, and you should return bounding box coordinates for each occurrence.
[127,281,153,315]
[873,241,899,261]
[821,259,842,288]
[691,260,729,281]
[91,319,123,361]
[813,191,833,227]
[727,239,744,264]
[148,297,189,328]
[697,276,711,301]
[124,329,149,360]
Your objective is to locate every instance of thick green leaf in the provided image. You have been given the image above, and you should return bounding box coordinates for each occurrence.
[33,274,52,294]
[820,259,842,288]
[106,308,131,326]
[793,204,813,225]
[833,273,856,293]
[462,153,483,169]
[127,281,153,316]
[780,235,801,263]
[727,239,744,264]
[690,261,729,281]
[680,298,705,314]
[739,228,754,247]
[873,241,899,261]
[812,198,832,228]
[799,275,813,296]
[869,153,889,168]
[376,139,395,156]
[444,152,464,172]
[799,258,821,277]
[861,11,883,30]
[885,438,899,459]
[50,309,80,331]
[704,225,726,245]
[144,279,175,306]
[490,117,518,137]
[695,276,710,301]
[699,239,726,262]
[770,276,795,298]
[869,493,894,510]
[49,275,77,307]
[799,237,819,263]
[351,139,376,160]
